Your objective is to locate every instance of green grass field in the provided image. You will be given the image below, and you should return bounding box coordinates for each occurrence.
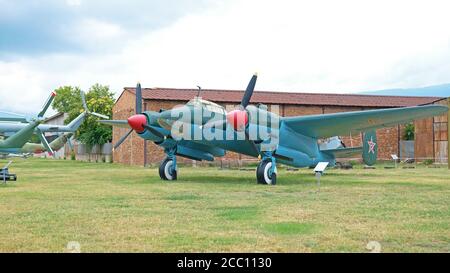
[0,158,449,253]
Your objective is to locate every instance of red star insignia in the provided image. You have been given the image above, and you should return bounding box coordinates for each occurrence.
[367,137,376,154]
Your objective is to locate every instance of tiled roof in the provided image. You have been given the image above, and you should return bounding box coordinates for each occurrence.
[123,87,443,108]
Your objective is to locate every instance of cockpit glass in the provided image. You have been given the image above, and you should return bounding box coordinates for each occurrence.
[187,98,225,114]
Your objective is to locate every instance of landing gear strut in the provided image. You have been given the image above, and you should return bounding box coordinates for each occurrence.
[256,152,277,185]
[159,148,177,181]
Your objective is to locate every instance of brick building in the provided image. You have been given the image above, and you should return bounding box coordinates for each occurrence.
[112,87,448,166]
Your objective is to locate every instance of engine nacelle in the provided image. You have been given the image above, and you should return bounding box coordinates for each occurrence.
[274,145,315,168]
[177,145,215,161]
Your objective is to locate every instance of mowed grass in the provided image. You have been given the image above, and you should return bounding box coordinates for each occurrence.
[0,158,449,253]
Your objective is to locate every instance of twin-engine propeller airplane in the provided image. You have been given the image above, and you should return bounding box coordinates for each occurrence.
[101,74,448,185]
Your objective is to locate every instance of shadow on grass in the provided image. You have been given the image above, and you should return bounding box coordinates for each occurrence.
[170,175,256,185]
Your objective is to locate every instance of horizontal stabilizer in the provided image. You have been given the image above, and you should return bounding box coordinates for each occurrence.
[321,147,363,158]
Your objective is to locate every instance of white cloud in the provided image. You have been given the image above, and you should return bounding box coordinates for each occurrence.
[66,0,81,7]
[2,0,450,114]
[64,18,124,50]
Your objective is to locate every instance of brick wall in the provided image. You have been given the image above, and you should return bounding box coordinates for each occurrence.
[113,92,435,166]
[112,90,145,166]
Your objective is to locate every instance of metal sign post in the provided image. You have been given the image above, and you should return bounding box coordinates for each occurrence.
[391,154,399,168]
[313,162,329,192]
[315,172,322,192]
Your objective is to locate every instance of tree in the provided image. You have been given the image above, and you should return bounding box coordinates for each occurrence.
[52,84,115,149]
[52,86,83,114]
[403,123,415,141]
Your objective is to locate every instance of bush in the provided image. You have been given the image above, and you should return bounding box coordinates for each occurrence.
[348,160,358,166]
[423,159,433,166]
[70,151,76,161]
[403,124,415,140]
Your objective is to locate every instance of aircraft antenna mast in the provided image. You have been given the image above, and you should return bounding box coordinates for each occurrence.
[196,85,202,98]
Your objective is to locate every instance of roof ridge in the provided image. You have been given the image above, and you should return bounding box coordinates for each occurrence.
[124,87,443,99]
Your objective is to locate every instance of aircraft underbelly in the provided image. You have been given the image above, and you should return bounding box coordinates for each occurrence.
[0,148,20,153]
[192,139,258,158]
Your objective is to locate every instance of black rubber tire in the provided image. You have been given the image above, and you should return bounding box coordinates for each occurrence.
[256,161,266,184]
[159,158,177,181]
[172,170,177,180]
[159,159,168,180]
[256,160,266,184]
[256,160,276,185]
[271,173,277,185]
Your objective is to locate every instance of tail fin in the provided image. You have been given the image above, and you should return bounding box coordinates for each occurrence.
[362,130,377,166]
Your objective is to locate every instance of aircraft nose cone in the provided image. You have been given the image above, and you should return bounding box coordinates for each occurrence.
[226,110,248,131]
[128,114,147,132]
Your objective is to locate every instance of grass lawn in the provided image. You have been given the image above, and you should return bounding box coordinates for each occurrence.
[0,158,449,252]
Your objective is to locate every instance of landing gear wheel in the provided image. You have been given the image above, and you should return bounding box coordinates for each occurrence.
[159,158,177,181]
[256,160,276,185]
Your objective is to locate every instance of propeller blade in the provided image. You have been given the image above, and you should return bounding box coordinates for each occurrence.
[0,111,28,122]
[38,91,57,118]
[241,73,258,108]
[80,91,110,119]
[143,125,165,139]
[37,131,54,156]
[90,112,110,119]
[244,130,260,156]
[99,120,130,128]
[136,83,142,114]
[113,129,133,151]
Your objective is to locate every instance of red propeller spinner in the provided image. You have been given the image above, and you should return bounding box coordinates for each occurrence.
[127,114,147,133]
[226,109,248,131]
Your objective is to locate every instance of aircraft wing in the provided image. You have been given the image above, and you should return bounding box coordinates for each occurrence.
[0,111,28,122]
[282,105,448,139]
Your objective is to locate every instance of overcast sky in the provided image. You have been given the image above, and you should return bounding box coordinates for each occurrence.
[1,0,450,115]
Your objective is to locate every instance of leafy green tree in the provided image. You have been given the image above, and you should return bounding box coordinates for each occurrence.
[52,84,114,149]
[52,86,83,114]
[403,123,415,140]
